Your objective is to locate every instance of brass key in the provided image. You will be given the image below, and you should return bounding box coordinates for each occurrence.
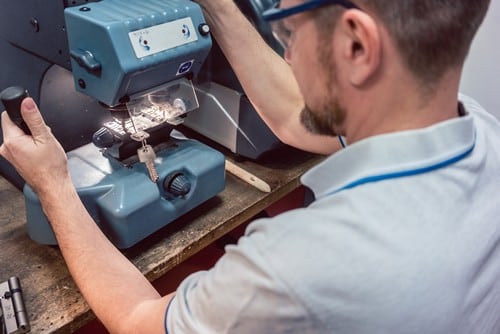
[137,144,159,183]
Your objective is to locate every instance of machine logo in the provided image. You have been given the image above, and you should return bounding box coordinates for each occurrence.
[176,60,194,76]
[181,24,191,39]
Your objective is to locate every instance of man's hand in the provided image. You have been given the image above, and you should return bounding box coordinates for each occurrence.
[0,98,69,195]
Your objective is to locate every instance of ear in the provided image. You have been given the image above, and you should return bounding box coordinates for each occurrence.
[337,10,381,87]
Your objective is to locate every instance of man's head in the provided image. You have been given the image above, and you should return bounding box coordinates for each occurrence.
[333,0,491,87]
[264,0,491,139]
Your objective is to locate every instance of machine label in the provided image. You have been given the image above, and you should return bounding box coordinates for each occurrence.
[176,60,194,76]
[129,17,198,58]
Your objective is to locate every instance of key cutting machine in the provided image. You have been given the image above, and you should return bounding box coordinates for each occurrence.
[0,0,225,248]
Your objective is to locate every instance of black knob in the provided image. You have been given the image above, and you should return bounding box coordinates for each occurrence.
[92,127,116,148]
[198,23,210,36]
[163,173,191,197]
[0,86,31,134]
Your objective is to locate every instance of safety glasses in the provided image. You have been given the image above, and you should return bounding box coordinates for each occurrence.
[262,0,360,49]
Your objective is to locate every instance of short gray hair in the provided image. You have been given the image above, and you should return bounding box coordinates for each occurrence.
[315,0,491,85]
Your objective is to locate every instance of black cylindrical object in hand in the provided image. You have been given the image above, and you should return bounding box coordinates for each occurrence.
[0,86,31,134]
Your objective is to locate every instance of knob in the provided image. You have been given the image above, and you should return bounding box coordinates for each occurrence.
[163,173,191,197]
[92,127,116,148]
[198,23,210,36]
[0,86,31,134]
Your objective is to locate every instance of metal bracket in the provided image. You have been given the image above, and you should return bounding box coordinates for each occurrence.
[0,277,30,334]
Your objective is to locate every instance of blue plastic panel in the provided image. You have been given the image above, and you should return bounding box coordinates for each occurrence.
[64,0,212,106]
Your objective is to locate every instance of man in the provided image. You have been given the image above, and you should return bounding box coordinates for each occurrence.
[1,0,499,333]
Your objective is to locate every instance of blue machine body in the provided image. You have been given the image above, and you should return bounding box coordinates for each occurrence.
[64,0,212,106]
[25,139,225,249]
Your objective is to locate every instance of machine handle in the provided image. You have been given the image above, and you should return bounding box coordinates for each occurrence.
[70,49,102,74]
[0,86,31,135]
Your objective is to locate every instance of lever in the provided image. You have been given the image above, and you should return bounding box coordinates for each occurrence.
[70,49,102,75]
[0,86,31,135]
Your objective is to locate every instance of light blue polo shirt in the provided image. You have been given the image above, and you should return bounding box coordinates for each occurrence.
[166,94,500,333]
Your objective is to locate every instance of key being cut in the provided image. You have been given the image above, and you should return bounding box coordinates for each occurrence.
[137,144,159,183]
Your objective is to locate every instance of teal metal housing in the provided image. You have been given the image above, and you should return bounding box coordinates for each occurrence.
[64,0,212,106]
[24,139,225,249]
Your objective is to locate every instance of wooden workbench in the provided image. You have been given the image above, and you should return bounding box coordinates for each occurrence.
[0,146,322,333]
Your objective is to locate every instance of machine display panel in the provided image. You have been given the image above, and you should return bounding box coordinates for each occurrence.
[128,17,198,58]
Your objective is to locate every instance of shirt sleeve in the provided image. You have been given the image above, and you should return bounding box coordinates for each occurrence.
[165,221,311,334]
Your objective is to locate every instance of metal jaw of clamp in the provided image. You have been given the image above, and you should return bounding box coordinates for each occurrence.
[0,277,30,334]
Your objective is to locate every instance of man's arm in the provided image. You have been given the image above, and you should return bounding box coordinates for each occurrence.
[0,99,171,334]
[196,0,341,155]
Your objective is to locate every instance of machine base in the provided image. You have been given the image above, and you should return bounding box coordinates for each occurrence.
[24,139,225,249]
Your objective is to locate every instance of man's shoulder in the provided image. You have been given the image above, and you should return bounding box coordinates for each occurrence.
[459,93,499,123]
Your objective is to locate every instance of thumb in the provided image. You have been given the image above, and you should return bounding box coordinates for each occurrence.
[20,98,49,138]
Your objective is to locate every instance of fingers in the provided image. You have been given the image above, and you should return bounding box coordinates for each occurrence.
[1,111,25,138]
[20,98,49,138]
[0,111,25,163]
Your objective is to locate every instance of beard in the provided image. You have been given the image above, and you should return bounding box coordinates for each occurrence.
[300,98,346,136]
[300,30,346,137]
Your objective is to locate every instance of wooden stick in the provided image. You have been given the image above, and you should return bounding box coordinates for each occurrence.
[225,160,271,193]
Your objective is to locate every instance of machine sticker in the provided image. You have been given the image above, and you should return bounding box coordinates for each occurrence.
[129,17,198,58]
[176,60,194,76]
